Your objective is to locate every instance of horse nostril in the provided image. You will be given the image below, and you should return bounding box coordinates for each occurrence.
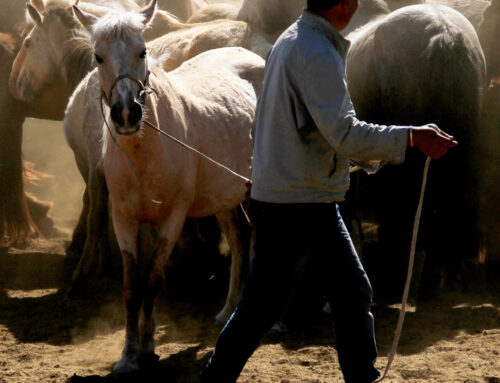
[128,101,143,127]
[111,102,125,127]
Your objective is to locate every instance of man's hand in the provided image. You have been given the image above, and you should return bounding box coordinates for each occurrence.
[410,124,458,159]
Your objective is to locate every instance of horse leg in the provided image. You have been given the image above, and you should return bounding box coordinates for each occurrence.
[214,207,251,325]
[63,187,90,283]
[66,149,90,259]
[112,210,141,374]
[67,168,108,297]
[66,186,89,258]
[139,207,188,364]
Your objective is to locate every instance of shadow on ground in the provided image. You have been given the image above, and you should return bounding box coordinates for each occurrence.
[0,240,498,383]
[68,346,211,383]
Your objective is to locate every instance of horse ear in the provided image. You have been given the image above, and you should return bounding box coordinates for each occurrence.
[27,4,43,26]
[30,0,45,13]
[140,0,157,28]
[72,5,99,33]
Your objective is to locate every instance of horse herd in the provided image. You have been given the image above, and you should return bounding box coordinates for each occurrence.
[0,0,499,373]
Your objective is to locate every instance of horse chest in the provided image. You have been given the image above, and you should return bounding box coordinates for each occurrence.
[104,141,195,222]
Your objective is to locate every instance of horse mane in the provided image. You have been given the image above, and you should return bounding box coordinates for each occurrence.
[61,29,94,91]
[0,33,18,55]
[31,0,94,89]
[90,11,148,44]
[36,0,146,89]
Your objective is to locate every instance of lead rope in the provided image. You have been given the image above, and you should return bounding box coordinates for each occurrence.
[373,156,431,383]
[141,119,253,224]
[142,120,250,183]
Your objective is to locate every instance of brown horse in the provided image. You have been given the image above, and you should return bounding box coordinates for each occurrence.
[0,0,143,245]
[478,84,500,257]
[0,29,72,245]
[0,33,30,244]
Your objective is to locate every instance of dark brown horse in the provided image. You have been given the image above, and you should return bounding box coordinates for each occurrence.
[478,84,500,258]
[345,4,487,299]
[0,31,71,245]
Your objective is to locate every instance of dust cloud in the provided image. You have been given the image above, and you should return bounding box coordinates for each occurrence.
[22,118,85,235]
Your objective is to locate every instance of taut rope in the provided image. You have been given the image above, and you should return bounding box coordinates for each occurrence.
[373,156,431,382]
[141,120,250,183]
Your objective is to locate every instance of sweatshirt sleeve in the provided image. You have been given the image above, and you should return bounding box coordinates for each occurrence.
[303,52,408,165]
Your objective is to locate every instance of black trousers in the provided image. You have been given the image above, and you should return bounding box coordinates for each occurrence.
[201,200,380,383]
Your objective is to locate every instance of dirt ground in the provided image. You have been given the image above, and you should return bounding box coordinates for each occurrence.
[1,105,498,383]
[0,235,499,383]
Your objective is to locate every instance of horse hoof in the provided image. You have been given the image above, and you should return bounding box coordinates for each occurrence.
[138,352,159,368]
[113,358,140,375]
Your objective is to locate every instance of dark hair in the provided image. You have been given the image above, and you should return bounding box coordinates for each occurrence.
[307,0,342,11]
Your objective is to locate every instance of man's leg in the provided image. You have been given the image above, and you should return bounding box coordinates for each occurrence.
[200,201,312,383]
[315,204,380,383]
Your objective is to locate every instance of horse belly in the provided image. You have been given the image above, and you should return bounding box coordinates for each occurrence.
[189,127,252,217]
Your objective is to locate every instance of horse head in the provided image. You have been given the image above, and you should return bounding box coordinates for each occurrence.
[9,0,52,101]
[9,0,91,102]
[73,0,157,135]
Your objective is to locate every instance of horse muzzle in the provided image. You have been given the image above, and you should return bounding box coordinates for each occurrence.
[110,99,143,135]
[9,75,35,102]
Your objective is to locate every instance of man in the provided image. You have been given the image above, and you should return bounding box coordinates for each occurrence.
[200,0,457,382]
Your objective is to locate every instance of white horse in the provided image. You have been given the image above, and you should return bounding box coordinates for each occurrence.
[9,0,269,283]
[72,0,264,372]
[63,12,266,296]
[188,0,390,40]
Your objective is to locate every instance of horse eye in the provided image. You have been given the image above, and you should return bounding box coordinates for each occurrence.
[95,54,103,64]
[139,49,146,59]
[24,39,31,49]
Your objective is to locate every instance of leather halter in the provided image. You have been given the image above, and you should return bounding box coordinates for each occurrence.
[100,69,155,107]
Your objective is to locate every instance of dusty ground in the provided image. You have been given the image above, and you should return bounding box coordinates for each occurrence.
[0,96,498,383]
[0,236,499,383]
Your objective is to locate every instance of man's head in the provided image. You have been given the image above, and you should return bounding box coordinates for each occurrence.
[307,0,342,12]
[307,0,358,31]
